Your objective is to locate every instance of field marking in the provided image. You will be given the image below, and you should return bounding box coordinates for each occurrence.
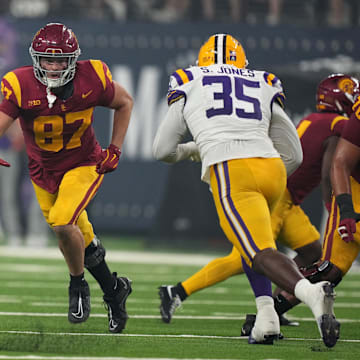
[0,356,246,360]
[0,329,359,345]
[0,246,216,266]
[0,357,246,360]
[0,311,359,323]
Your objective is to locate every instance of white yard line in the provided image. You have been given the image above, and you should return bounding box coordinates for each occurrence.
[0,329,359,345]
[0,246,216,266]
[0,312,359,323]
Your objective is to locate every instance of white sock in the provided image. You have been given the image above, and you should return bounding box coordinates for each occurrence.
[255,295,274,310]
[294,278,313,306]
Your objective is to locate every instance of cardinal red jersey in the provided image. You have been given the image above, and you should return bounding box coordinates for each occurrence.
[287,112,347,205]
[0,60,115,193]
[340,111,360,183]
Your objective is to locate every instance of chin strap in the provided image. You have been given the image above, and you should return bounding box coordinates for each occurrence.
[46,87,57,108]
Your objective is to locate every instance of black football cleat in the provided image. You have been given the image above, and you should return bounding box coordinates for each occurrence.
[241,314,256,336]
[279,314,299,326]
[103,274,132,333]
[68,280,90,324]
[158,285,182,323]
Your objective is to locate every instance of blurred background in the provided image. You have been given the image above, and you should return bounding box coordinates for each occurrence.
[1,0,360,252]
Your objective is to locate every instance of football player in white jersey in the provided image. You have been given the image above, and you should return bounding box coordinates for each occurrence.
[153,34,339,348]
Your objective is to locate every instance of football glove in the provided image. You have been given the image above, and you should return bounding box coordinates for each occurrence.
[184,141,201,162]
[336,193,360,243]
[0,157,10,167]
[96,144,121,174]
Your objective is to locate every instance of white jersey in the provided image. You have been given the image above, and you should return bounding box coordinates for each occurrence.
[154,64,301,183]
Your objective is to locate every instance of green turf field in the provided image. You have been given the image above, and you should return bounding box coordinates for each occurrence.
[0,245,359,360]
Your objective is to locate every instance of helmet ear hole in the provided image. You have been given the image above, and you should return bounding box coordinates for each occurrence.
[198,34,247,68]
[29,23,80,88]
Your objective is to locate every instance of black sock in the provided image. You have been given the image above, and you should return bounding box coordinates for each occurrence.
[174,282,188,301]
[70,272,85,287]
[87,260,116,296]
[274,294,294,315]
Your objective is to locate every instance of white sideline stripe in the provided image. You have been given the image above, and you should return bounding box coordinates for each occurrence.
[0,330,359,345]
[0,356,245,360]
[0,312,359,323]
[0,246,216,266]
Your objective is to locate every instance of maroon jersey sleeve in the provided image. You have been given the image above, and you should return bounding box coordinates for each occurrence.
[0,71,22,119]
[87,60,115,106]
[342,112,360,147]
[287,113,348,204]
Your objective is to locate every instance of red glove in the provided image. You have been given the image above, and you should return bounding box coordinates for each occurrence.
[338,218,357,243]
[336,193,360,243]
[96,144,121,174]
[0,158,10,167]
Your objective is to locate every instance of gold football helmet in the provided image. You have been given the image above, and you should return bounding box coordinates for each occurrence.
[197,34,248,68]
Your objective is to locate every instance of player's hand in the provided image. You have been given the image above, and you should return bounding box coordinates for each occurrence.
[336,193,360,242]
[338,215,360,243]
[96,144,121,174]
[0,158,10,167]
[186,141,201,162]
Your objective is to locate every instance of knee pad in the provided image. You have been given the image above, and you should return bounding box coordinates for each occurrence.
[300,260,342,286]
[84,236,106,269]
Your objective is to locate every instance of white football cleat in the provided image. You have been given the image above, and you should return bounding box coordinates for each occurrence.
[307,281,340,348]
[248,304,281,345]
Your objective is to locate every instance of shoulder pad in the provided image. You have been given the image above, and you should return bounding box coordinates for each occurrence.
[169,68,194,88]
[1,71,21,107]
[89,60,113,90]
[263,72,282,89]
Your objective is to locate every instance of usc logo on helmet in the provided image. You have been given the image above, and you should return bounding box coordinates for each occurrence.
[198,34,248,69]
[338,78,355,94]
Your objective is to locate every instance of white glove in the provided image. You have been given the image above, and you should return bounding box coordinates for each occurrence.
[182,141,201,162]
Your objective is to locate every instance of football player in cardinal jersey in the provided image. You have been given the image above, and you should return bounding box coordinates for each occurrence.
[153,33,340,347]
[156,73,358,337]
[0,23,133,333]
[271,74,360,322]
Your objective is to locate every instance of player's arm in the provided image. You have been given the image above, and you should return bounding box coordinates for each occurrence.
[331,137,360,195]
[0,110,16,167]
[269,102,303,176]
[321,136,340,209]
[331,137,360,242]
[96,81,133,174]
[108,81,133,150]
[153,98,198,163]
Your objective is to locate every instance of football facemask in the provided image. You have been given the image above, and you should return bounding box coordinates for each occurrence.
[29,22,81,88]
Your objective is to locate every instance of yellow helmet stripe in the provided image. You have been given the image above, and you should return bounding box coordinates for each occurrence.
[4,72,21,107]
[90,60,107,90]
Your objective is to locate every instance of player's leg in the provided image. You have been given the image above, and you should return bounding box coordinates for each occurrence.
[273,203,323,317]
[274,181,360,318]
[210,159,284,344]
[211,158,339,348]
[32,166,104,324]
[159,246,243,323]
[77,210,132,333]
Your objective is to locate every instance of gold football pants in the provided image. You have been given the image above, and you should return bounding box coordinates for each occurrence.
[32,165,103,247]
[210,158,286,267]
[323,176,360,275]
